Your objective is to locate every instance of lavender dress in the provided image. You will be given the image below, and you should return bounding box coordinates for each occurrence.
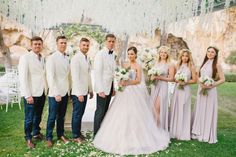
[169,64,192,140]
[192,59,218,143]
[150,63,170,132]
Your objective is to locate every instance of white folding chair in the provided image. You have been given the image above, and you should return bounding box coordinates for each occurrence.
[168,82,176,106]
[0,68,21,112]
[0,71,10,111]
[6,68,21,111]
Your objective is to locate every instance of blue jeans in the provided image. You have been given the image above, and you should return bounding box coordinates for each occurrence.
[24,93,45,140]
[71,95,87,138]
[46,94,68,140]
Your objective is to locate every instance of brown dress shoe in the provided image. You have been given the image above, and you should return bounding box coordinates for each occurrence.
[80,134,86,141]
[26,140,35,149]
[47,140,53,148]
[33,133,44,140]
[73,138,82,143]
[59,136,69,144]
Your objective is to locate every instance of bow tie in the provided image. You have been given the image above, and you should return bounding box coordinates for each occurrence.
[108,50,113,55]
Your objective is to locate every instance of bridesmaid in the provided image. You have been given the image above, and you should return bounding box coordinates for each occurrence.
[150,46,175,131]
[192,46,225,144]
[169,49,197,140]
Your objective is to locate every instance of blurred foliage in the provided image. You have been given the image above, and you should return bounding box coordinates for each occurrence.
[225,73,236,82]
[62,24,106,45]
[0,64,5,72]
[225,50,236,65]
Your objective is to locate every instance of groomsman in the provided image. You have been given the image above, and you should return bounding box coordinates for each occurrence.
[71,38,93,142]
[18,36,47,149]
[93,34,117,136]
[46,36,70,147]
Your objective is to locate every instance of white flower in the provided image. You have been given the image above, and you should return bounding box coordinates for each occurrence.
[199,75,214,85]
[114,66,130,92]
[175,71,187,82]
[139,48,156,71]
[148,67,162,76]
[199,75,215,95]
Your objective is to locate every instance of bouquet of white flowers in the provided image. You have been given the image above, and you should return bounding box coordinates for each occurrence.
[114,66,130,91]
[140,49,156,71]
[148,67,162,76]
[199,75,215,95]
[147,67,162,85]
[175,71,188,90]
[139,49,157,89]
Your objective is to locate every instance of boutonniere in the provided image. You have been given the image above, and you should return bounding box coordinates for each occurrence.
[88,57,94,70]
[88,58,92,66]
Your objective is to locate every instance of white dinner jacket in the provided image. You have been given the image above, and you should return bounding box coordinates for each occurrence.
[46,51,70,97]
[94,47,116,95]
[18,51,47,98]
[71,50,92,96]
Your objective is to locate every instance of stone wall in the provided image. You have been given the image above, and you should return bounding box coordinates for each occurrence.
[166,6,236,70]
[0,15,31,65]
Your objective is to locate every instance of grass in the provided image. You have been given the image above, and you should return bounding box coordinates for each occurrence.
[0,83,236,157]
[0,65,5,72]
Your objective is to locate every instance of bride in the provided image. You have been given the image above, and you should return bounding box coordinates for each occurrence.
[93,46,170,155]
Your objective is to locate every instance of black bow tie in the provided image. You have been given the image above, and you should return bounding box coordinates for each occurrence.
[108,50,113,55]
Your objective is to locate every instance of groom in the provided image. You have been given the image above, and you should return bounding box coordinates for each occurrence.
[93,34,117,136]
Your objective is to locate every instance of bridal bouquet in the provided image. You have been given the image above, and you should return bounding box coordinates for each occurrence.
[199,75,215,95]
[175,71,188,90]
[114,66,130,91]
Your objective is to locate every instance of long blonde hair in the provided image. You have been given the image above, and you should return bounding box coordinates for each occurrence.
[157,46,171,63]
[177,49,194,69]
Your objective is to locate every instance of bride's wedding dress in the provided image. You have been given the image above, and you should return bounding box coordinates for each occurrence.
[93,68,170,155]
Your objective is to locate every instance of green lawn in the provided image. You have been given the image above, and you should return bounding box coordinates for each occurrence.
[0,83,236,157]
